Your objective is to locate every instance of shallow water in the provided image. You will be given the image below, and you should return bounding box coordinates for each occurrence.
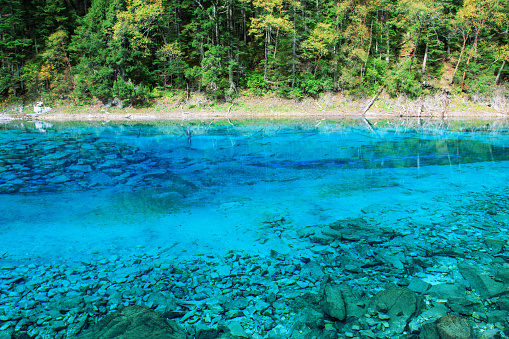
[1,119,508,261]
[2,118,509,337]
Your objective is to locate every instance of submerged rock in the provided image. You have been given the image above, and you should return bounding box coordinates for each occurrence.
[458,262,509,298]
[368,287,421,336]
[76,305,187,339]
[322,284,346,321]
[436,314,473,339]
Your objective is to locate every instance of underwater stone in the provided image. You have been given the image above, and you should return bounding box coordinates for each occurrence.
[446,297,482,316]
[40,151,69,161]
[495,296,509,311]
[48,174,70,183]
[300,261,324,282]
[484,238,505,254]
[486,310,509,324]
[295,306,324,329]
[368,287,421,336]
[67,164,93,172]
[359,329,376,338]
[407,277,431,294]
[227,320,249,338]
[102,168,123,177]
[309,233,334,245]
[87,171,112,186]
[494,267,509,283]
[0,184,18,193]
[458,262,509,298]
[125,153,147,163]
[426,283,467,300]
[76,305,187,339]
[322,284,346,321]
[436,314,473,339]
[0,329,13,339]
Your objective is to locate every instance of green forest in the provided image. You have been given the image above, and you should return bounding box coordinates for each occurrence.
[1,0,508,106]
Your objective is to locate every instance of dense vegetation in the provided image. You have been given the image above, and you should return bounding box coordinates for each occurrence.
[1,0,508,106]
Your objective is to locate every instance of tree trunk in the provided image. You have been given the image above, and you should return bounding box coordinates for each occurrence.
[264,28,269,80]
[314,54,322,77]
[359,59,363,86]
[450,30,468,85]
[422,43,428,74]
[409,17,422,72]
[291,6,296,88]
[175,5,180,38]
[461,22,484,91]
[243,8,247,43]
[360,22,373,83]
[495,27,508,84]
[495,60,505,84]
[386,19,390,64]
[273,28,279,59]
[361,84,385,116]
[213,3,219,46]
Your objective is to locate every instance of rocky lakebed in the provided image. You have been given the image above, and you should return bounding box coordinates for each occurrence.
[0,120,509,339]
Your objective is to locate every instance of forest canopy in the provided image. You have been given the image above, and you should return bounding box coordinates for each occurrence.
[1,0,508,105]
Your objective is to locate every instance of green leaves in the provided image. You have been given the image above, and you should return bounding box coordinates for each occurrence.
[1,0,509,102]
[113,0,164,56]
[302,23,337,59]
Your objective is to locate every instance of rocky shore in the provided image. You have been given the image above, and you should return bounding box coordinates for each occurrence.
[1,93,508,122]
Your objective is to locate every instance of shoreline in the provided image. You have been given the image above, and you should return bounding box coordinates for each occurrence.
[1,94,508,122]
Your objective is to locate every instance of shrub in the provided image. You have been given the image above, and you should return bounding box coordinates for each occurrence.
[385,60,423,98]
[245,71,268,96]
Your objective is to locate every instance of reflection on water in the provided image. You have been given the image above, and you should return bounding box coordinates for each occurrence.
[1,119,509,338]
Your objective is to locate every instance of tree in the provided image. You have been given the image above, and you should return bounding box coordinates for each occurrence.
[113,0,164,57]
[154,42,188,88]
[71,0,127,101]
[301,22,336,76]
[453,0,505,90]
[40,30,75,99]
[0,0,31,97]
[250,0,294,80]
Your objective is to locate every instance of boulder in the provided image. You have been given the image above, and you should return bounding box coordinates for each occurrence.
[295,306,324,329]
[407,277,431,294]
[322,283,365,322]
[34,102,52,114]
[419,322,440,339]
[426,283,467,300]
[435,314,473,339]
[368,287,421,335]
[76,305,187,339]
[322,284,346,321]
[445,297,481,316]
[458,262,509,298]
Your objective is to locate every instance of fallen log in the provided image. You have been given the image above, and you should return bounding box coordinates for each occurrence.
[361,85,385,116]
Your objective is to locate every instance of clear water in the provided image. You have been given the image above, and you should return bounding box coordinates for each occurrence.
[1,118,509,336]
[1,119,509,263]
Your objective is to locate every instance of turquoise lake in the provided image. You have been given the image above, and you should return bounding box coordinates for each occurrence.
[1,118,509,338]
